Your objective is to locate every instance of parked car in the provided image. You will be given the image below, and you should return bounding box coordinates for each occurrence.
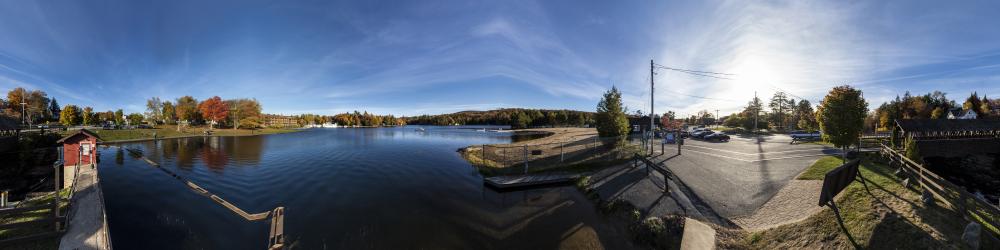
[692,130,715,139]
[703,132,730,142]
[789,130,822,144]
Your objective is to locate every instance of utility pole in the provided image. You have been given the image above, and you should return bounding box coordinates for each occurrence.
[650,59,655,154]
[753,91,759,143]
[20,95,27,126]
[715,109,720,127]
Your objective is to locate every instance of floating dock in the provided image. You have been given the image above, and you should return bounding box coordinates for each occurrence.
[483,173,580,190]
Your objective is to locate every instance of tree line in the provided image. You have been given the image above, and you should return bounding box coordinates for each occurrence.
[0,87,143,127]
[711,91,818,132]
[403,108,595,129]
[872,91,997,130]
[145,96,263,130]
[295,111,405,127]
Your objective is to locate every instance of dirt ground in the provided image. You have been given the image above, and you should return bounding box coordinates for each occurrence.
[505,128,599,146]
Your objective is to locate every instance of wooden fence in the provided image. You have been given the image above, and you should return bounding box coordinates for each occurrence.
[880,144,1000,236]
[0,161,70,244]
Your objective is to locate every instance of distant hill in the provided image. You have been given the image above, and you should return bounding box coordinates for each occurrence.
[403,108,595,129]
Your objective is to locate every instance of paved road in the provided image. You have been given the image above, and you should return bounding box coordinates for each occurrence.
[649,134,840,218]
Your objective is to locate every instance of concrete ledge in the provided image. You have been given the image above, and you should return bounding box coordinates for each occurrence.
[681,217,716,250]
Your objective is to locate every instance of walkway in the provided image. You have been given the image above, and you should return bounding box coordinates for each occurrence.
[59,165,111,250]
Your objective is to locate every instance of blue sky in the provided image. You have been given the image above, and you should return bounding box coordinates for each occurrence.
[1,0,999,117]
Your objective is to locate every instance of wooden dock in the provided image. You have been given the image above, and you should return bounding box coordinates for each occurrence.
[59,164,112,250]
[484,173,580,190]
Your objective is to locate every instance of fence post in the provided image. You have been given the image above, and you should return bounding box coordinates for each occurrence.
[481,144,486,167]
[53,161,61,231]
[560,141,564,163]
[523,145,528,174]
[1,190,7,208]
[502,147,507,168]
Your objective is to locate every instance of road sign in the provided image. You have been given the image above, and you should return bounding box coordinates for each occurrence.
[819,159,861,206]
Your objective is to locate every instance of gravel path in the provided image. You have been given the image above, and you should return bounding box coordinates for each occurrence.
[732,180,824,230]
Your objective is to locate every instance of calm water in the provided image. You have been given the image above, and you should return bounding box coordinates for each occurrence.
[98,126,627,249]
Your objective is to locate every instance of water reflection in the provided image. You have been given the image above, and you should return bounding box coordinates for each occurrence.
[120,136,267,171]
[99,126,627,249]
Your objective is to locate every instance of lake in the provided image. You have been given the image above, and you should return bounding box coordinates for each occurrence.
[97,126,630,249]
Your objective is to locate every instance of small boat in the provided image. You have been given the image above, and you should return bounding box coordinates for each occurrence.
[415,128,426,132]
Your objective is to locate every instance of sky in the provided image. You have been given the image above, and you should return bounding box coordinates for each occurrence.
[1,0,999,117]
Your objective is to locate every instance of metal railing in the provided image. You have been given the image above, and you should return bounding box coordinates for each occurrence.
[880,143,1000,236]
[472,135,646,175]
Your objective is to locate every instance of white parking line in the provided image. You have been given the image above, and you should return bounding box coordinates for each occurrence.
[749,153,837,162]
[682,148,752,162]
[682,148,836,163]
[683,144,825,156]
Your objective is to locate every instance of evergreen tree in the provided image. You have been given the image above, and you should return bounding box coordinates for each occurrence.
[48,98,60,122]
[595,86,629,138]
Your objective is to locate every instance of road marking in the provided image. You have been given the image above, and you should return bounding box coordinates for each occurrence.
[683,144,826,156]
[749,153,837,162]
[682,149,836,163]
[682,148,753,162]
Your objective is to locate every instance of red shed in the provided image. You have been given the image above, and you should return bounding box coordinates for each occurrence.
[57,129,102,188]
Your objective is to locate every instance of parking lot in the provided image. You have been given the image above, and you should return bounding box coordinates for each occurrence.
[650,133,841,218]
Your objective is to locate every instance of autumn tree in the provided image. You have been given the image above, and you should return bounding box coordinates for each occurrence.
[175,96,199,131]
[6,87,50,124]
[226,98,262,129]
[816,85,868,162]
[60,105,81,126]
[198,96,228,129]
[794,100,817,131]
[82,106,94,125]
[114,109,125,125]
[126,113,144,125]
[162,101,176,125]
[146,97,163,124]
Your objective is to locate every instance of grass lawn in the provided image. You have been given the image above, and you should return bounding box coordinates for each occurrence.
[61,125,298,142]
[0,189,71,250]
[746,155,999,249]
[797,156,845,180]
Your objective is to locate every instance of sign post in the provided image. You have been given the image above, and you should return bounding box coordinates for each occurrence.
[818,159,865,248]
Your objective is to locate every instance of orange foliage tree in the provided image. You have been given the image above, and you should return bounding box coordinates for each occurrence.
[198,96,228,129]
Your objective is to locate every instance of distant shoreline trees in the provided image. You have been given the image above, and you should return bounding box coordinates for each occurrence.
[403,108,594,129]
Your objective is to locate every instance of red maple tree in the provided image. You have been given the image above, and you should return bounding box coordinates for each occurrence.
[198,96,228,129]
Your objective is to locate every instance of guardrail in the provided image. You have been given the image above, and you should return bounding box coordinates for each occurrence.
[880,143,1000,236]
[475,135,646,175]
[0,161,70,244]
[632,153,672,193]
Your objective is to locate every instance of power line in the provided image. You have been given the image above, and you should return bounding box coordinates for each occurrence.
[653,63,735,76]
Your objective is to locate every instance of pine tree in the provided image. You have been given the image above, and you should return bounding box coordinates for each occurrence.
[595,86,629,138]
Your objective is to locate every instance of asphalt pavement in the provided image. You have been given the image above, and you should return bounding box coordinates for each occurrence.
[648,134,840,218]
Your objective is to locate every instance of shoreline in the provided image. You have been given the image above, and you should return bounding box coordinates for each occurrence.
[84,127,301,144]
[98,132,295,144]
